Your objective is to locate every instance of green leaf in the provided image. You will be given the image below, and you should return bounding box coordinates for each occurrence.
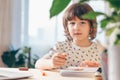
[106,0,120,10]
[114,34,120,45]
[100,19,110,29]
[50,0,71,18]
[79,0,89,3]
[82,11,104,20]
[111,11,120,22]
[23,46,31,53]
[105,27,116,36]
[1,49,20,67]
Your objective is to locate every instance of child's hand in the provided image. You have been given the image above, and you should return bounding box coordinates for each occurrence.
[80,61,100,67]
[52,53,67,68]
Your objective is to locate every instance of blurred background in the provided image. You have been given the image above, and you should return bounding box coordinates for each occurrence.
[0,0,109,67]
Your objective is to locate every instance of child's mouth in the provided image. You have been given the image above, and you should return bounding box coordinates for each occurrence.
[74,33,82,35]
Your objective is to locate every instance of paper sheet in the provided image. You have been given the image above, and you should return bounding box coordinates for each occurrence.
[0,68,32,79]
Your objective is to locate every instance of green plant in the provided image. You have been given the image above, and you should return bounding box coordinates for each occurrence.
[50,0,120,45]
[1,46,38,68]
[1,48,20,67]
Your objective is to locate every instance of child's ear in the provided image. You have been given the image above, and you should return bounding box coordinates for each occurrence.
[88,28,93,39]
[89,28,93,34]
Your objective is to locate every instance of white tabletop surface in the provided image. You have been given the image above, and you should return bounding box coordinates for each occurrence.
[0,68,95,80]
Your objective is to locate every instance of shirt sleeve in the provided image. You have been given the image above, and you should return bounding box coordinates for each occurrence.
[42,42,64,59]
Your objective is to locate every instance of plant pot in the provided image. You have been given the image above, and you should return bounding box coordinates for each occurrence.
[108,45,120,80]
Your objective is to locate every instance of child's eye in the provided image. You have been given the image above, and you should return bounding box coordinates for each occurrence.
[80,21,86,24]
[69,22,75,25]
[70,22,75,25]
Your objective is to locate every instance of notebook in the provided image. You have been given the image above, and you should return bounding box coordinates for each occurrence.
[0,68,33,80]
[60,67,98,77]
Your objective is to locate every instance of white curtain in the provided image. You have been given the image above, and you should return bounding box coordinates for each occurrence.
[0,0,12,67]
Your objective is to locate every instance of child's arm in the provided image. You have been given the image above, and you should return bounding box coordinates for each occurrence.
[35,58,54,70]
[80,61,100,67]
[35,53,67,70]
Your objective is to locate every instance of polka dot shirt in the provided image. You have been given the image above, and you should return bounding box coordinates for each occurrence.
[43,40,101,69]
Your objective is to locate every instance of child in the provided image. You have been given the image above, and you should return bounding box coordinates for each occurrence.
[35,2,103,70]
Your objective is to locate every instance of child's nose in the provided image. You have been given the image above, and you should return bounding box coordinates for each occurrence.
[74,23,80,29]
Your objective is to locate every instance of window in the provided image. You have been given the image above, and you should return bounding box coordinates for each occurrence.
[22,0,70,57]
[28,0,57,57]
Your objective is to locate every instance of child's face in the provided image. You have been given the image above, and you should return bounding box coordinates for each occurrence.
[67,16,90,42]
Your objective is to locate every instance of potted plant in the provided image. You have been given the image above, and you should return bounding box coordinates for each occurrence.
[49,0,120,80]
[1,48,21,67]
[1,46,38,68]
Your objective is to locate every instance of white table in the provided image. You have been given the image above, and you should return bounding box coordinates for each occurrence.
[0,68,95,80]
